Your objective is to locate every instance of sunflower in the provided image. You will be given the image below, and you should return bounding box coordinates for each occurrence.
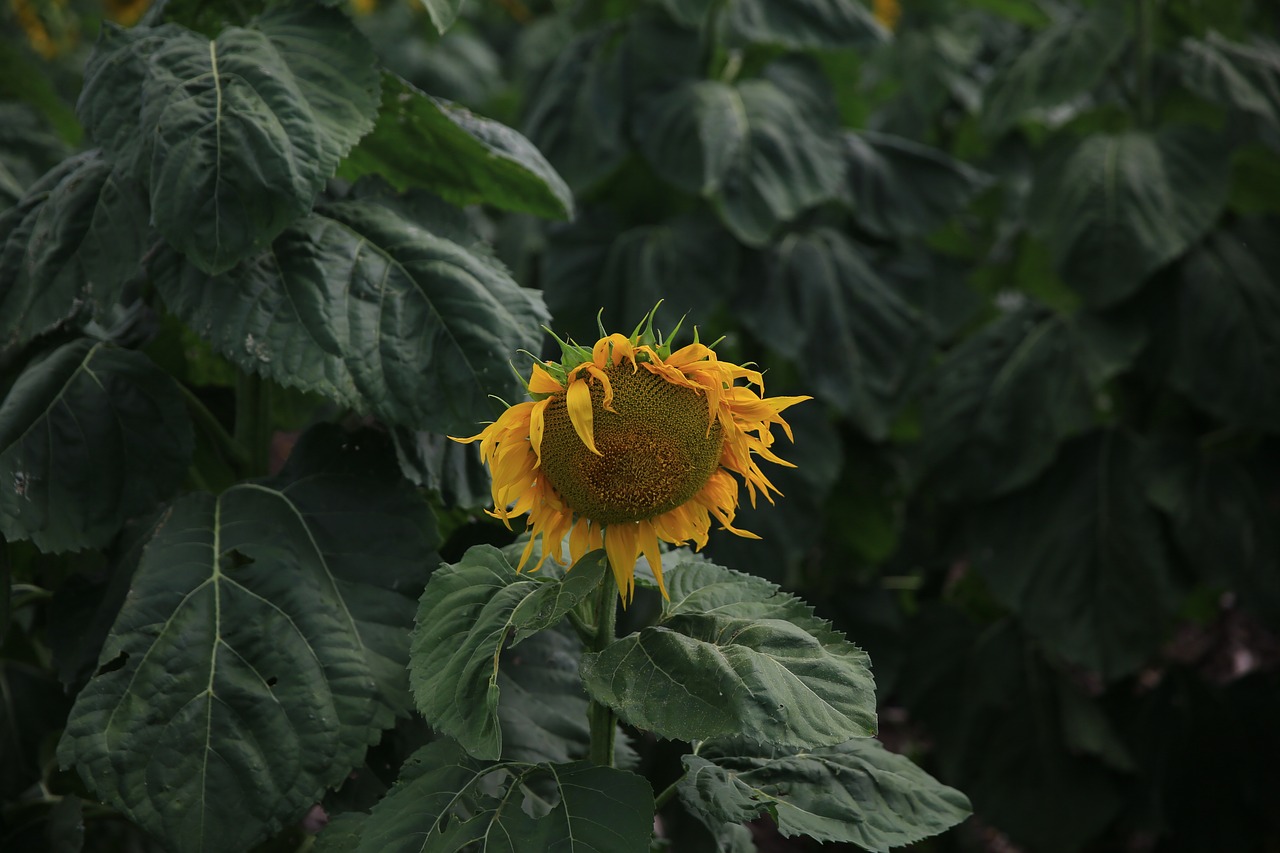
[454,312,809,603]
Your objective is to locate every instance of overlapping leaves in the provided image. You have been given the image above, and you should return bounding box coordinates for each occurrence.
[57,425,438,852]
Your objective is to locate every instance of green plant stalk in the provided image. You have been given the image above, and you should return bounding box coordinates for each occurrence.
[175,380,251,471]
[587,570,619,767]
[234,371,272,477]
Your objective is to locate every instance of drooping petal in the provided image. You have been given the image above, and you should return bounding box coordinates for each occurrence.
[636,521,668,599]
[565,376,601,455]
[529,398,549,464]
[528,361,565,395]
[603,523,641,604]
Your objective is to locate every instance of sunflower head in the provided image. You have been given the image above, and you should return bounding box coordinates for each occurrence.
[454,309,809,603]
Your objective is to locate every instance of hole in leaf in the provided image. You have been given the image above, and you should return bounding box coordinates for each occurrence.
[221,549,255,571]
[94,651,129,677]
[266,676,278,687]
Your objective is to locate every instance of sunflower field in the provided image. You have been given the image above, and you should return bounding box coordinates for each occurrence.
[3,0,1279,851]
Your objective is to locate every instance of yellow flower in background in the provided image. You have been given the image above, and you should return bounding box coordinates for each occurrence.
[454,312,809,603]
[874,0,901,31]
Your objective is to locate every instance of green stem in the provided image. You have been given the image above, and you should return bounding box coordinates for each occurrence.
[654,777,682,811]
[234,371,271,477]
[587,570,619,767]
[175,381,251,472]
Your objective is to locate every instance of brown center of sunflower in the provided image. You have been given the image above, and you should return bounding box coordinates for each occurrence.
[539,364,724,525]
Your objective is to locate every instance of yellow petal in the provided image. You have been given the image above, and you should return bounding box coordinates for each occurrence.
[603,523,640,605]
[584,364,616,412]
[566,376,601,455]
[637,521,668,599]
[528,361,565,395]
[529,398,549,464]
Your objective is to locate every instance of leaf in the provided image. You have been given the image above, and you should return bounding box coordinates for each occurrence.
[153,192,549,435]
[968,431,1176,680]
[339,73,572,220]
[724,0,888,50]
[57,424,438,852]
[0,151,148,355]
[1028,128,1230,308]
[389,427,492,510]
[706,65,845,245]
[981,4,1131,133]
[916,303,1145,501]
[1166,220,1280,430]
[410,546,608,761]
[540,211,740,345]
[342,740,654,852]
[738,227,930,440]
[419,0,466,34]
[0,102,72,210]
[1180,32,1280,148]
[680,738,971,851]
[636,80,748,196]
[581,558,876,748]
[78,3,380,273]
[840,130,989,238]
[0,340,192,552]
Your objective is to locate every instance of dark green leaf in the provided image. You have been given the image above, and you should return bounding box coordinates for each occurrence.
[346,740,654,852]
[725,0,888,50]
[680,738,971,851]
[1,661,71,801]
[581,558,876,748]
[0,102,72,211]
[968,432,1176,679]
[0,151,148,355]
[636,80,748,196]
[0,340,192,552]
[917,303,1144,501]
[1029,128,1229,307]
[390,427,491,510]
[340,73,572,220]
[1166,220,1280,430]
[1180,32,1280,148]
[981,4,1131,133]
[540,211,740,344]
[739,228,930,440]
[419,0,466,34]
[79,4,380,273]
[57,424,437,852]
[154,192,548,435]
[410,546,607,760]
[841,130,989,238]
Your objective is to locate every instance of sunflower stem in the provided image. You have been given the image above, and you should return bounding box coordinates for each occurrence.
[587,570,619,768]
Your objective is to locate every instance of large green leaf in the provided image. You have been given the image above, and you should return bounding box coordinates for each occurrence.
[390,427,491,510]
[680,738,971,851]
[724,0,888,50]
[1166,220,1280,430]
[0,340,191,553]
[580,559,876,748]
[981,4,1130,133]
[540,211,740,344]
[330,740,654,852]
[57,424,437,853]
[738,227,930,440]
[1028,128,1229,307]
[339,73,572,220]
[0,151,147,355]
[635,80,748,196]
[78,3,380,274]
[916,303,1144,501]
[153,192,548,435]
[410,546,607,761]
[1180,32,1280,148]
[840,130,989,238]
[419,0,466,34]
[967,431,1175,680]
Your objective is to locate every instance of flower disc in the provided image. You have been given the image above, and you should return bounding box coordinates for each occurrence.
[539,365,724,525]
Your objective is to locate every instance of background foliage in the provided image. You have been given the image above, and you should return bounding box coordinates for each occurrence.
[2,0,1279,851]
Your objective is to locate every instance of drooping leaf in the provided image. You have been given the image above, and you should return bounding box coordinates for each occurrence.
[840,130,989,238]
[981,4,1131,133]
[707,64,845,245]
[390,427,491,510]
[636,79,748,196]
[1028,128,1230,307]
[153,192,548,436]
[0,340,192,553]
[540,211,740,344]
[0,151,148,355]
[337,740,654,853]
[581,558,876,748]
[339,73,572,220]
[0,102,72,211]
[1180,31,1280,149]
[738,227,930,440]
[967,431,1176,680]
[78,3,380,273]
[680,738,971,851]
[418,0,466,34]
[1165,219,1280,430]
[916,302,1145,501]
[410,546,608,761]
[724,0,888,50]
[57,424,437,853]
